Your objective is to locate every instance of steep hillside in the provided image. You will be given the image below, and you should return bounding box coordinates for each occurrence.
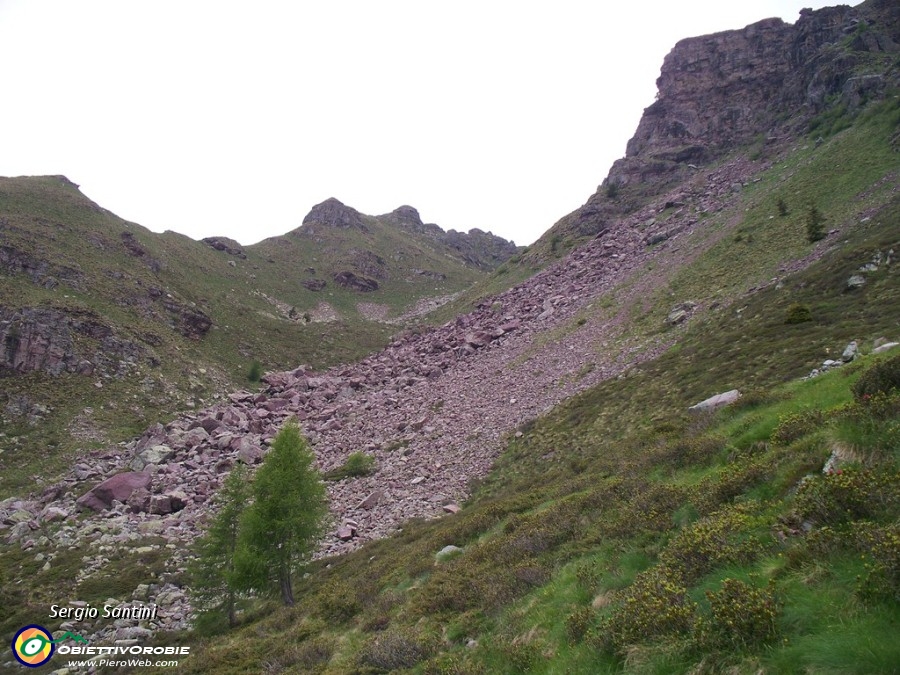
[0,182,511,496]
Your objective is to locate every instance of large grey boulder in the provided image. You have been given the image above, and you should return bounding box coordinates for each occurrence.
[129,444,174,471]
[841,341,858,362]
[689,389,741,412]
[846,275,866,289]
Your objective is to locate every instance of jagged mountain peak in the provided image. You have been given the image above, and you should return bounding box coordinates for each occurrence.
[387,204,423,226]
[301,197,368,231]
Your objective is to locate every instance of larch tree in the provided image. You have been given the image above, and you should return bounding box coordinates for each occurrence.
[236,421,328,606]
[190,462,252,628]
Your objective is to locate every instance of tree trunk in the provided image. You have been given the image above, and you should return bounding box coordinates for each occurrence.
[226,590,235,627]
[280,567,294,606]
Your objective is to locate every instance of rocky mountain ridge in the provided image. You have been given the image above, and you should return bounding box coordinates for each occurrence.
[525,0,898,256]
[291,197,520,274]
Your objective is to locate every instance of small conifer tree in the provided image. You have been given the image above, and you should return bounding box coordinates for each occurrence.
[236,421,328,605]
[776,198,789,217]
[806,204,826,242]
[190,463,251,628]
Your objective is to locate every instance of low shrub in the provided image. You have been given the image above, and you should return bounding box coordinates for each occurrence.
[422,652,486,675]
[292,636,335,671]
[358,627,438,672]
[853,354,900,401]
[565,606,596,644]
[792,466,900,526]
[777,197,789,217]
[803,522,899,603]
[692,459,771,514]
[659,503,767,583]
[694,578,779,651]
[314,579,362,623]
[599,566,697,653]
[663,434,726,468]
[785,303,812,324]
[324,452,376,481]
[499,639,543,672]
[854,522,900,603]
[771,410,826,445]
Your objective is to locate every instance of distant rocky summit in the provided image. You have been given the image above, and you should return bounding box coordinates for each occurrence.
[301,197,369,232]
[540,0,899,246]
[608,0,899,190]
[379,204,521,271]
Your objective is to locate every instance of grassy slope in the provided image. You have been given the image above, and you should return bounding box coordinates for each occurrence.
[156,100,900,674]
[249,216,486,318]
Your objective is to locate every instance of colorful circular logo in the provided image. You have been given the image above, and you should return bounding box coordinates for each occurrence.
[11,625,55,668]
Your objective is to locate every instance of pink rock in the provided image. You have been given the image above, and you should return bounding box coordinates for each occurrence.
[357,490,384,510]
[337,526,354,541]
[443,503,461,514]
[77,472,151,511]
[40,506,69,522]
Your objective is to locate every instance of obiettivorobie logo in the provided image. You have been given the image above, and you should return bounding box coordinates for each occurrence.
[11,625,87,668]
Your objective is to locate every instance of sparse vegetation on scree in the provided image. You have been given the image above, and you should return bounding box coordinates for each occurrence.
[137,101,900,674]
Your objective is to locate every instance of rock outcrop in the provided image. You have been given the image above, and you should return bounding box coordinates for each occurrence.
[0,306,144,377]
[608,1,899,190]
[543,0,899,244]
[301,197,369,232]
[333,271,379,292]
[202,236,246,258]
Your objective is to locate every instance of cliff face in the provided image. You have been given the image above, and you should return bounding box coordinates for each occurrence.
[608,0,898,189]
[526,0,899,254]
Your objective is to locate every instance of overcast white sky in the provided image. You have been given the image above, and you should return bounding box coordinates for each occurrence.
[0,1,841,246]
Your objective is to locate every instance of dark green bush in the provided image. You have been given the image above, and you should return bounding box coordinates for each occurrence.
[777,198,789,217]
[853,354,900,401]
[785,303,812,324]
[694,578,779,650]
[806,204,826,243]
[793,466,900,526]
[324,452,376,481]
[246,360,262,382]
